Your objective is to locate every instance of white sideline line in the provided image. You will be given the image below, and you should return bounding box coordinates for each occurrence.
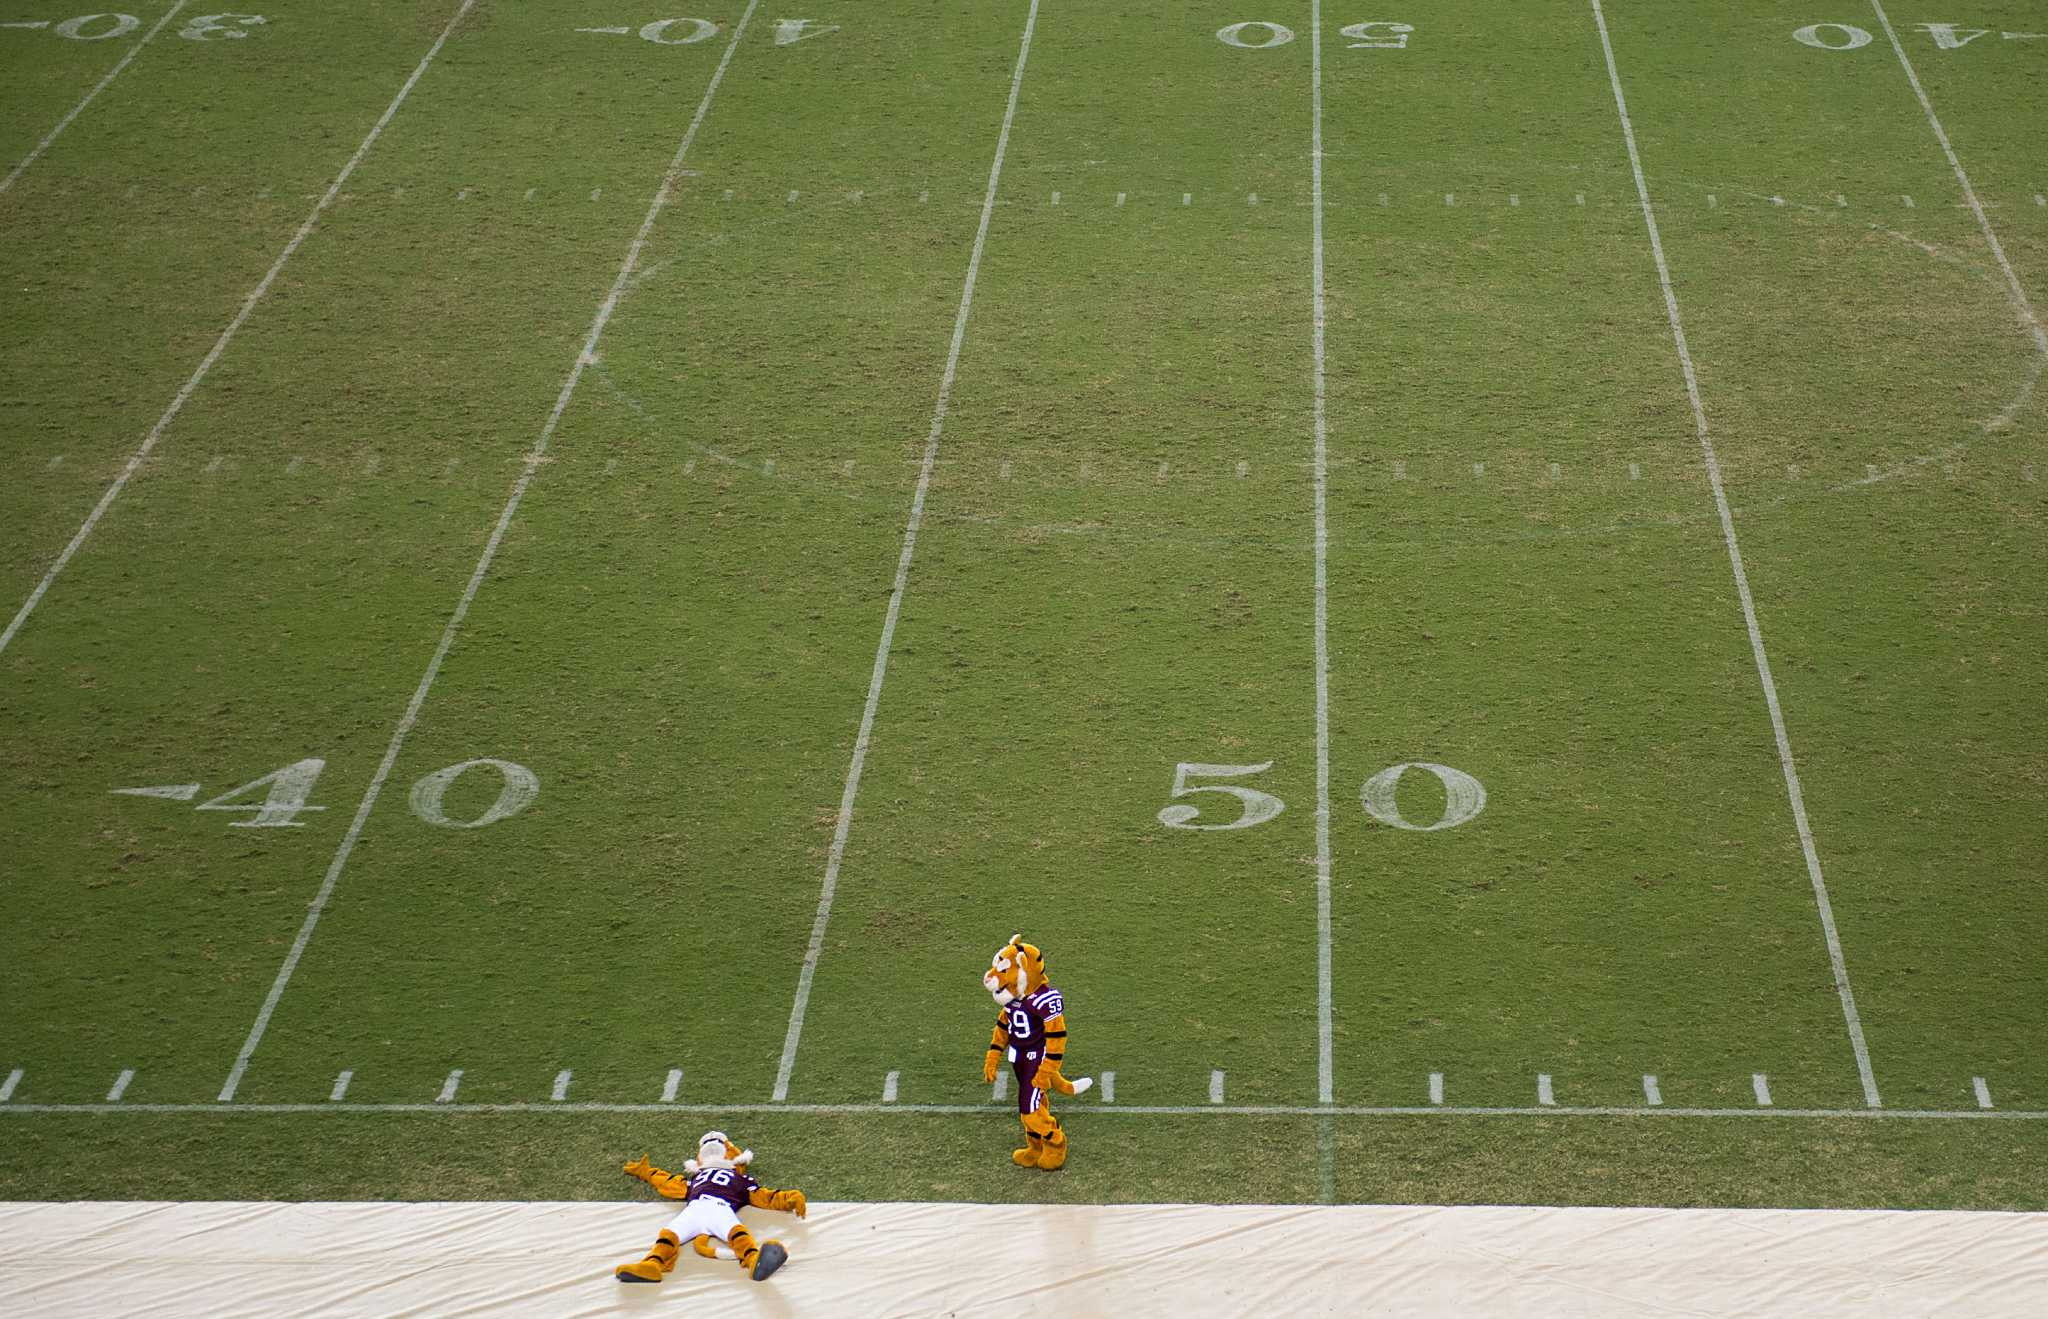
[1753,1074,1773,1107]
[882,1071,899,1103]
[1209,1070,1225,1104]
[1309,0,1334,1114]
[551,1070,572,1102]
[1100,1071,1115,1103]
[0,1069,20,1102]
[1589,0,1881,1111]
[0,1,190,198]
[213,1,763,1103]
[9,1100,2047,1121]
[107,1070,134,1102]
[769,0,1041,1105]
[329,1071,352,1102]
[1869,1,2048,359]
[1428,1073,1443,1105]
[662,1069,682,1103]
[436,1071,462,1104]
[1537,1074,1556,1107]
[1643,1075,1663,1106]
[1973,1077,1993,1109]
[0,0,477,660]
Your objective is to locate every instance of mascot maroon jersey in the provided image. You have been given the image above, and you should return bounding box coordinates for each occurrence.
[1000,984,1067,1071]
[685,1167,760,1211]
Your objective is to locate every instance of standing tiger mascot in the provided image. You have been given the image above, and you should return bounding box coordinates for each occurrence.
[982,934,1093,1169]
[614,1130,806,1284]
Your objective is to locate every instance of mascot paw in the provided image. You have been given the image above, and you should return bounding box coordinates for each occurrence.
[1011,1146,1040,1168]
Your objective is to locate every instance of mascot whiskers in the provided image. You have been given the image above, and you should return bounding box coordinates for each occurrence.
[983,934,1092,1169]
[615,1131,806,1284]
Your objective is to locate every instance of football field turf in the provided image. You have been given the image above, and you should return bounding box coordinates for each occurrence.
[3,0,2046,1210]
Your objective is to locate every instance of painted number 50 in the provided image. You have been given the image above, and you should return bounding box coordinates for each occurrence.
[1158,759,1487,833]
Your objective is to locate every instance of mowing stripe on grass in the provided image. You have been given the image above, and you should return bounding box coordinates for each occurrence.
[213,0,764,1103]
[0,0,477,660]
[0,1,190,198]
[1868,1,2048,359]
[5,1101,2047,1121]
[770,0,1043,1104]
[1588,0,1881,1110]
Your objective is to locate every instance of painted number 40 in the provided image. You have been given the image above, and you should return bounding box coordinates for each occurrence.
[120,756,540,829]
[1158,760,1486,832]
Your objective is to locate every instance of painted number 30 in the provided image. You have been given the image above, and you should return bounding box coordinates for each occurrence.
[1157,760,1486,833]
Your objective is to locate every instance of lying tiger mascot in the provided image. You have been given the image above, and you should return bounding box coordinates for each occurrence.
[983,934,1093,1170]
[615,1131,806,1284]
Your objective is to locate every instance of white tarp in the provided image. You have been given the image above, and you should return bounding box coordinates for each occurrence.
[1,1199,2045,1317]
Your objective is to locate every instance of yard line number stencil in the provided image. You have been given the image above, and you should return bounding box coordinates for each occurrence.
[1794,22,2046,50]
[572,17,836,45]
[113,757,540,829]
[1158,760,1487,833]
[0,12,265,40]
[1216,20,1413,50]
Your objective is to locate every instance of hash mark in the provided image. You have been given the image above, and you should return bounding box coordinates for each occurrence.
[603,458,618,475]
[524,188,536,202]
[1574,192,1585,206]
[1235,460,1250,479]
[204,456,224,475]
[0,1069,20,1103]
[1509,194,1520,207]
[992,1069,1009,1103]
[787,190,799,204]
[1706,194,1717,208]
[1865,463,1881,480]
[682,459,696,476]
[1444,193,1454,207]
[1537,1074,1556,1107]
[661,1069,681,1103]
[1209,1070,1225,1104]
[45,455,62,471]
[882,1070,899,1103]
[1100,1070,1115,1103]
[1116,192,1126,206]
[365,455,380,476]
[1051,190,1060,206]
[1835,194,1848,207]
[762,458,776,476]
[841,460,855,478]
[551,1069,572,1102]
[286,456,302,476]
[723,189,734,202]
[1642,1075,1662,1106]
[1902,195,1915,208]
[1377,192,1389,207]
[1628,462,1641,481]
[1973,1077,1994,1109]
[1182,192,1192,206]
[1248,193,1260,206]
[1752,1073,1773,1107]
[329,1071,352,1102]
[1392,459,1406,480]
[918,190,928,204]
[998,460,1012,481]
[444,457,460,474]
[1156,461,1170,480]
[1471,461,1485,479]
[1787,464,1802,480]
[436,1070,463,1104]
[108,1070,135,1103]
[2023,464,2037,483]
[589,189,601,202]
[1428,1072,1443,1105]
[1547,461,1561,480]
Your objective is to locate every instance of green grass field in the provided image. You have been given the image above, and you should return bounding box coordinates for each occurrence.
[3,0,2046,1211]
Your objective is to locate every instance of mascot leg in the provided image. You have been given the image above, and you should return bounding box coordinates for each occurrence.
[725,1224,791,1282]
[1012,1112,1043,1168]
[1023,1107,1065,1171]
[614,1229,682,1284]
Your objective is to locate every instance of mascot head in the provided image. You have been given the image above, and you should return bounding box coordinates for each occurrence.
[983,934,1047,1007]
[682,1129,754,1175]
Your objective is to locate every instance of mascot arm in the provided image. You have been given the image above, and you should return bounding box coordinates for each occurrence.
[749,1186,809,1218]
[983,1014,1006,1083]
[1030,1012,1069,1090]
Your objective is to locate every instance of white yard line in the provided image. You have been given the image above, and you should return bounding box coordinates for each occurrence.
[213,0,763,1102]
[3,1101,2045,1121]
[769,0,1042,1104]
[0,0,477,659]
[1308,0,1335,1117]
[1588,0,1882,1110]
[0,1,190,198]
[1869,0,2048,359]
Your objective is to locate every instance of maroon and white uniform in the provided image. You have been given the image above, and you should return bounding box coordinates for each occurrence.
[662,1167,758,1243]
[997,984,1066,1116]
